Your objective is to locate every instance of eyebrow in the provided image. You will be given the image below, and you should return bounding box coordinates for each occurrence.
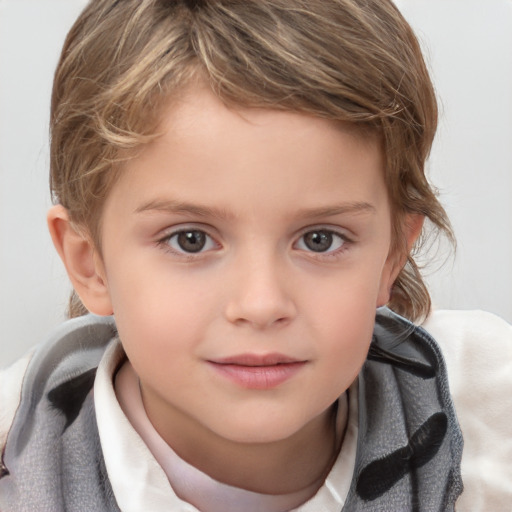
[135,199,376,220]
[134,199,234,220]
[294,202,376,219]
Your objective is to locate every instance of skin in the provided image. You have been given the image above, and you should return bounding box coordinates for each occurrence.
[48,85,422,496]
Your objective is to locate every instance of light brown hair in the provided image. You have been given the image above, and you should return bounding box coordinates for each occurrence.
[50,0,453,321]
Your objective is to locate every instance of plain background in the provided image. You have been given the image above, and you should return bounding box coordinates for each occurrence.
[1,0,511,367]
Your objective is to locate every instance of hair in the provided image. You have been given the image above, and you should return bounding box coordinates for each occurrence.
[50,0,453,321]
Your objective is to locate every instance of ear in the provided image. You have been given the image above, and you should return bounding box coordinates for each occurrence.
[47,205,113,316]
[377,214,425,307]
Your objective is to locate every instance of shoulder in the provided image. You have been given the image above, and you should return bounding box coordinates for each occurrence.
[421,309,512,399]
[422,310,512,510]
[422,308,512,348]
[0,351,34,454]
[0,315,117,457]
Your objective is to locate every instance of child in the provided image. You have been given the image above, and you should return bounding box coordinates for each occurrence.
[1,0,511,510]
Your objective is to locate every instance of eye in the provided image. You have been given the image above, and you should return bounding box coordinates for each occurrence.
[296,229,346,253]
[165,229,217,254]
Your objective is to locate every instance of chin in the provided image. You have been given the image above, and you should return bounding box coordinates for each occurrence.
[212,414,310,445]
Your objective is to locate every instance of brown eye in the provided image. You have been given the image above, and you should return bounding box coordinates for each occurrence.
[162,227,218,256]
[175,230,207,253]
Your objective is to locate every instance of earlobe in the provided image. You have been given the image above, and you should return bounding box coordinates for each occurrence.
[47,205,113,316]
[377,214,425,307]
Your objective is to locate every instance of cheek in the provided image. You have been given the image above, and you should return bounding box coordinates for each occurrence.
[302,265,383,382]
[304,307,373,410]
[317,294,376,359]
[107,260,221,365]
[305,261,386,320]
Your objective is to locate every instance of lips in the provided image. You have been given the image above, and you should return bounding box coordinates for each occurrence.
[207,353,307,390]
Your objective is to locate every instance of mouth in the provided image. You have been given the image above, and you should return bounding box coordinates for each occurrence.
[207,353,307,390]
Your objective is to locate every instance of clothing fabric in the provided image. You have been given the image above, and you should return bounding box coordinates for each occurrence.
[0,309,511,511]
[422,310,512,510]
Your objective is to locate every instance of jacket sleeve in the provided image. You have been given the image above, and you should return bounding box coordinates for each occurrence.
[422,310,512,511]
[0,352,34,453]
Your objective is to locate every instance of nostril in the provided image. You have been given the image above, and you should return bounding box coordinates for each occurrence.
[224,301,296,329]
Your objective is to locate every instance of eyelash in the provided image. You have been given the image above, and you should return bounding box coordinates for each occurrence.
[156,226,353,259]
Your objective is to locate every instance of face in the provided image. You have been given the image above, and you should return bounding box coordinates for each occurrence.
[95,86,398,449]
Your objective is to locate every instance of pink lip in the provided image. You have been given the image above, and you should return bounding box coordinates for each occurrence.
[208,353,307,390]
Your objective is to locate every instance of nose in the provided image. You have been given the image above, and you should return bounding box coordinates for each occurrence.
[224,251,297,329]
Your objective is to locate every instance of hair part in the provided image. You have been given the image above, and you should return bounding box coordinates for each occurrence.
[51,0,453,321]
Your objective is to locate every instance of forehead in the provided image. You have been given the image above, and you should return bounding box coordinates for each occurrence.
[106,85,388,221]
